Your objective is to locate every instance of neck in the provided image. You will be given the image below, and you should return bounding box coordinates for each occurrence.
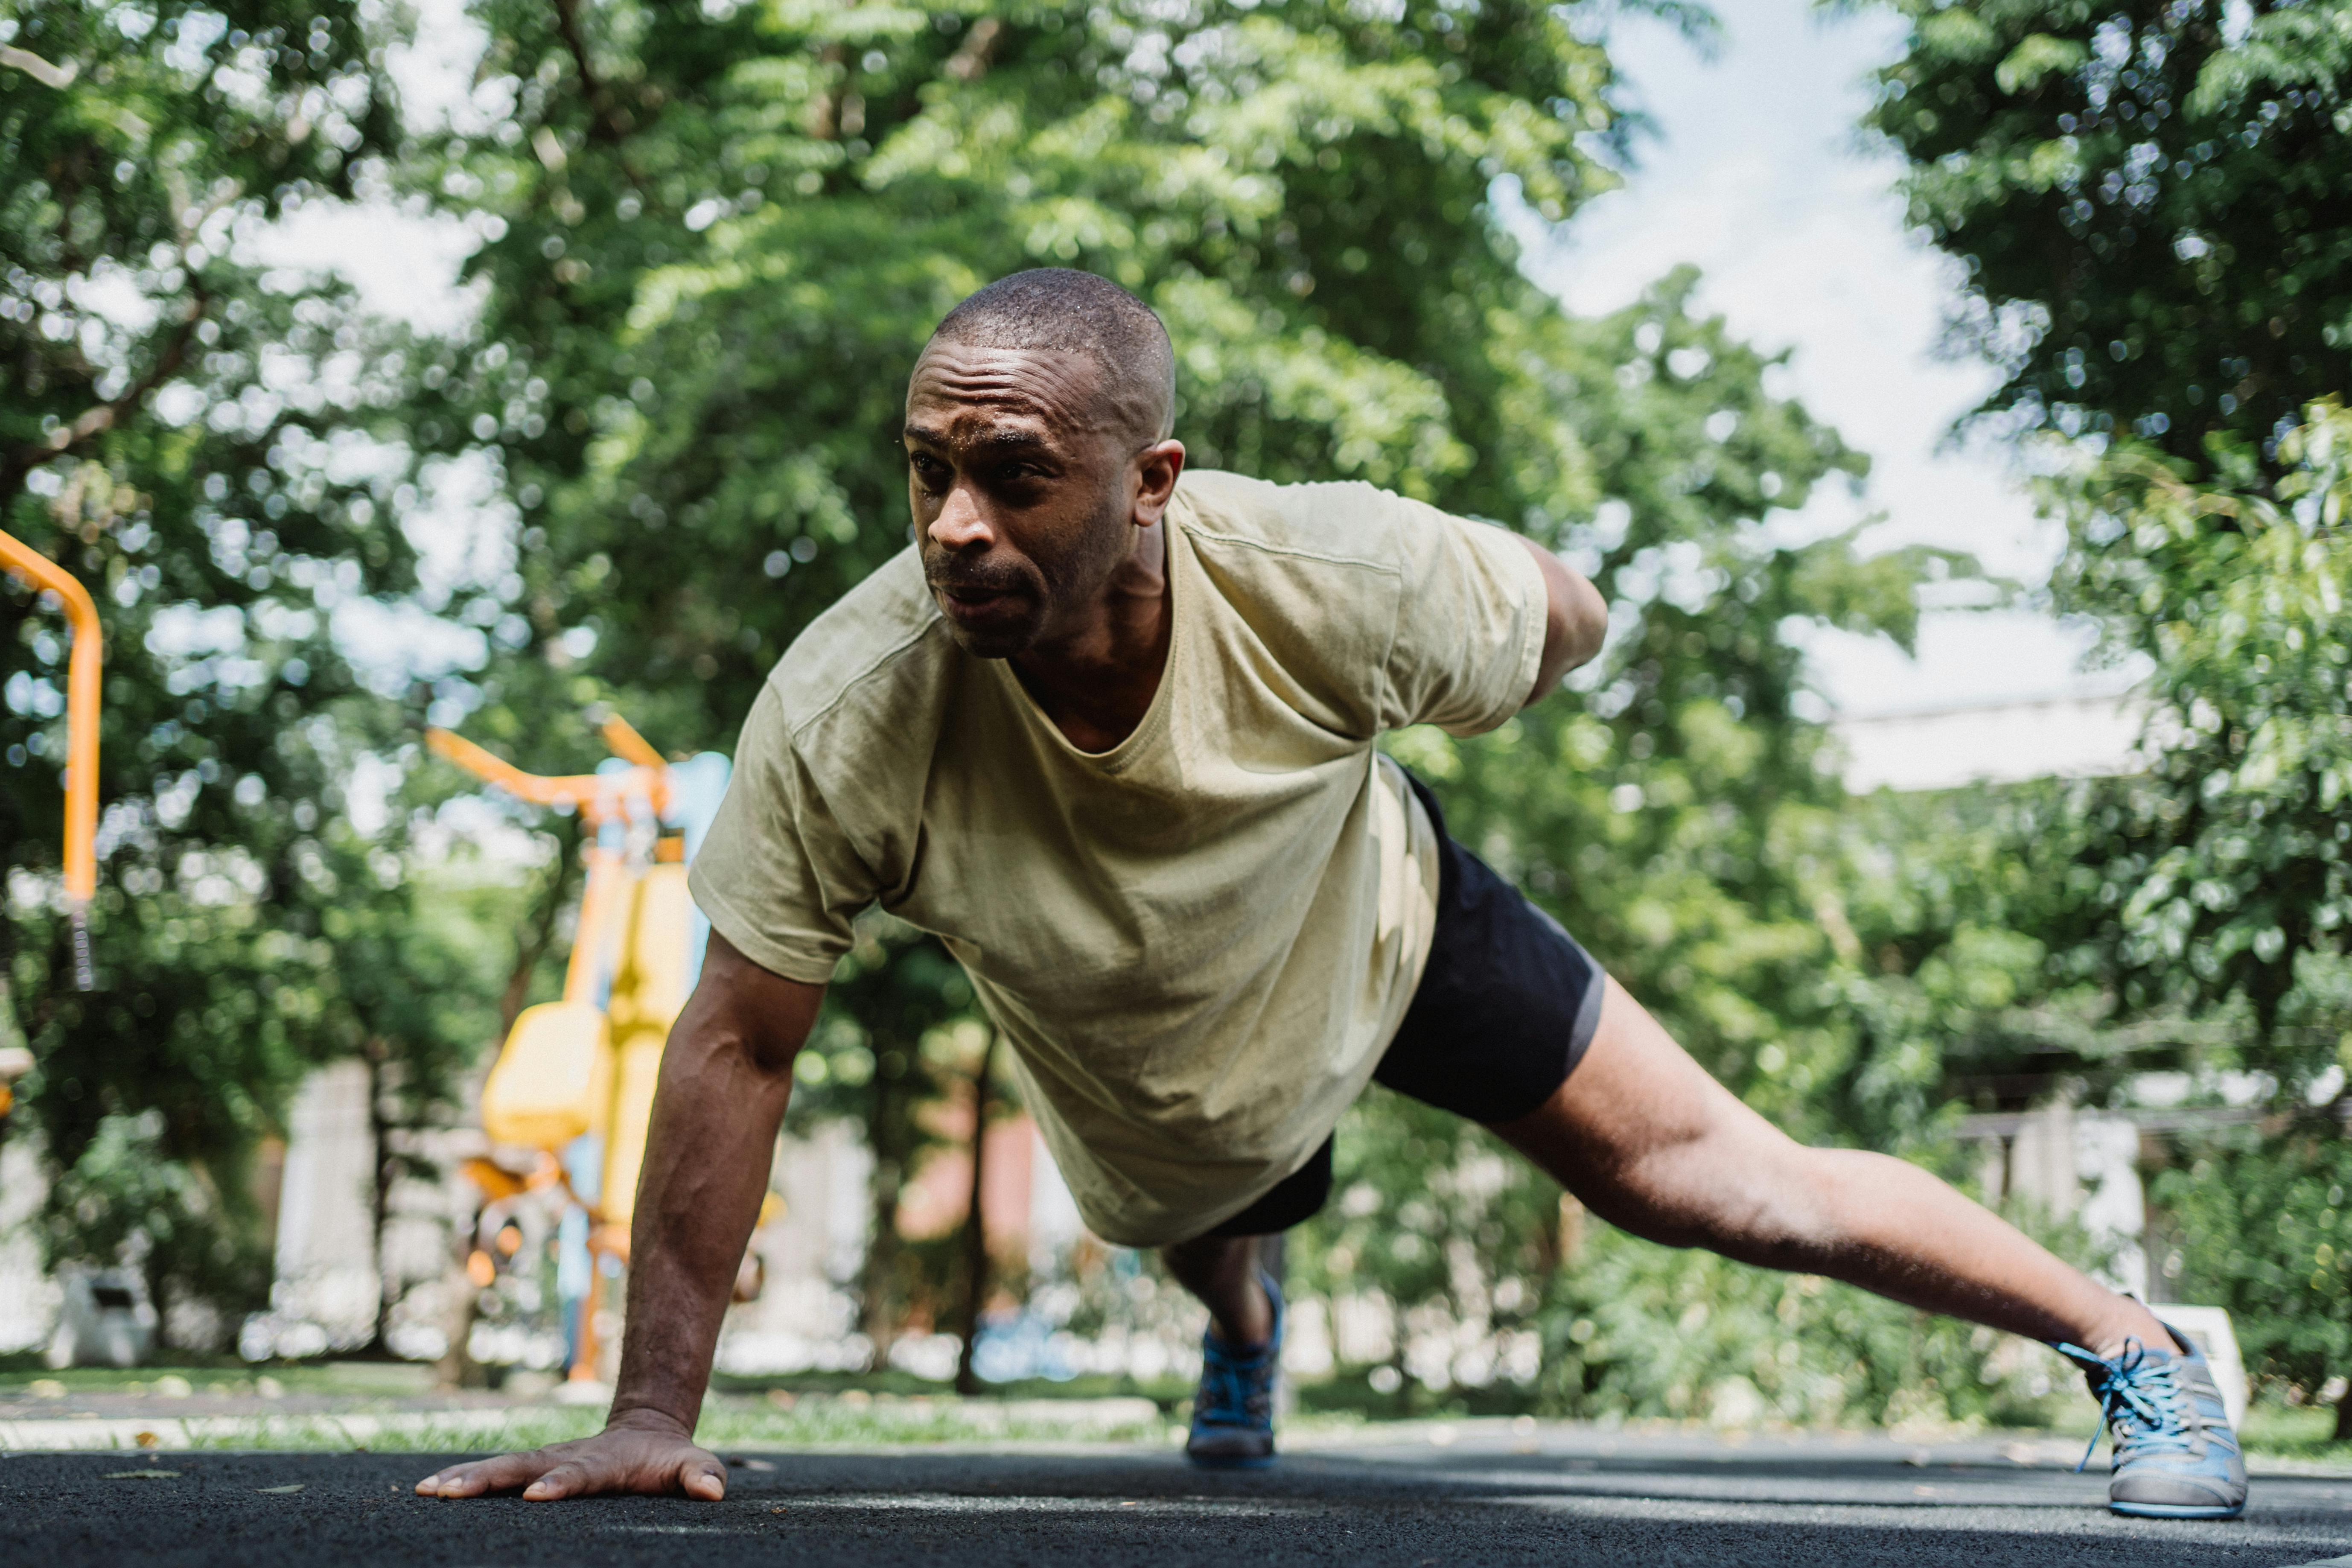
[1011,518,1171,753]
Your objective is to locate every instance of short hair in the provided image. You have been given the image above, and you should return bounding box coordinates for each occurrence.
[928,269,1175,441]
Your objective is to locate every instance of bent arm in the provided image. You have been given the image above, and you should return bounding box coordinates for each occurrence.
[418,932,825,1501]
[1516,535,1609,705]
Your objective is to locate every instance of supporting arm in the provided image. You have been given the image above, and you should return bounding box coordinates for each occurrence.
[417,933,826,1501]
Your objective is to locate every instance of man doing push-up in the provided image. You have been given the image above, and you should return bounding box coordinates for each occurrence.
[418,270,2244,1520]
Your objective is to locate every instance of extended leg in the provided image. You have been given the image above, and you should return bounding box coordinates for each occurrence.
[1492,976,2168,1358]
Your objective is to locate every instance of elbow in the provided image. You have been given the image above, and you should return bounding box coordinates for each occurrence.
[1524,579,1609,706]
[1517,537,1609,706]
[734,1020,806,1084]
[677,938,826,1083]
[1563,579,1608,672]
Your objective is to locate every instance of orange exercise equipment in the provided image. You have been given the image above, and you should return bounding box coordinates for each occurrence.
[0,529,101,989]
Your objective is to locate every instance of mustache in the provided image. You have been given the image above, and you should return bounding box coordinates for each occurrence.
[922,552,1033,597]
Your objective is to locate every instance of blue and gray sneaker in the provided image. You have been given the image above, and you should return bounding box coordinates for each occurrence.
[2054,1326,2247,1519]
[1186,1271,1282,1469]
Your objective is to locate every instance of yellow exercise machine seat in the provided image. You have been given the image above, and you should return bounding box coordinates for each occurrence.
[481,1000,614,1149]
[479,839,630,1151]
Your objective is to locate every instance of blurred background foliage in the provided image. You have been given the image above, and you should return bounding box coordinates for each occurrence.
[2,0,2348,1430]
[1865,0,2352,1419]
[0,0,508,1338]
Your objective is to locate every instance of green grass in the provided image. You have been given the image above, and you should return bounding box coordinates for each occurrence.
[708,1367,1193,1408]
[17,1355,2352,1470]
[0,1360,439,1402]
[143,1398,1174,1454]
[2237,1403,2352,1466]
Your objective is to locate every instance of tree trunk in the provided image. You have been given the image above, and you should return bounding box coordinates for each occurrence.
[365,1038,397,1355]
[953,1032,1000,1396]
[859,1067,906,1364]
[2334,1379,2352,1444]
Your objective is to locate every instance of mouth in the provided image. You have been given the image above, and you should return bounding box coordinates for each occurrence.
[933,583,1028,627]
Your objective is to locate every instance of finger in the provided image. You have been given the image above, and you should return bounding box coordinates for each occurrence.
[431,1451,555,1498]
[679,1457,727,1501]
[523,1461,594,1501]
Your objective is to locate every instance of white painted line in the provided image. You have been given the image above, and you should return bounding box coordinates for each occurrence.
[2272,1556,2352,1566]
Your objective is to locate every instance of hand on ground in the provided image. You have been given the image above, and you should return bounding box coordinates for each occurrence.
[414,1417,726,1501]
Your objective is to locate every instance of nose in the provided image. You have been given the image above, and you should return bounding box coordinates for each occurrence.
[928,481,994,552]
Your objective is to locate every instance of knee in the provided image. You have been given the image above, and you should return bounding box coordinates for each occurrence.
[1160,1233,1256,1286]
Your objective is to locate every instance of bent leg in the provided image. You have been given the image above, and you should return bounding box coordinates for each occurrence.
[1162,1233,1274,1348]
[1492,976,2168,1359]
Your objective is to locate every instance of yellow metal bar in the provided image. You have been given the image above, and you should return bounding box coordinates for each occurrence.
[1,529,101,988]
[425,727,666,822]
[0,530,99,904]
[563,846,625,1006]
[599,713,665,770]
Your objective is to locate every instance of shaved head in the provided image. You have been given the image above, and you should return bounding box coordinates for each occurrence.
[904,270,1186,663]
[928,269,1175,443]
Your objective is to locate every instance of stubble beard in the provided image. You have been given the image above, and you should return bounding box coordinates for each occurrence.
[927,484,1131,660]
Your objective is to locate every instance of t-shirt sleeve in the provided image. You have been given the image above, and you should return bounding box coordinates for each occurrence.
[1379,500,1550,736]
[686,683,878,985]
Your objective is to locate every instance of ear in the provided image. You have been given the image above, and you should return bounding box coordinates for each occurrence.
[1131,439,1186,528]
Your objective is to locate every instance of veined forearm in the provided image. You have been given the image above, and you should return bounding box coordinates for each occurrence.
[607,945,822,1432]
[607,1036,792,1430]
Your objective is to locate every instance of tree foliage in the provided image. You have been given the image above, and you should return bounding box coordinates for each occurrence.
[2042,401,2352,1048]
[1877,0,2352,1413]
[1,0,497,1335]
[1865,0,2352,468]
[2155,1116,2352,1425]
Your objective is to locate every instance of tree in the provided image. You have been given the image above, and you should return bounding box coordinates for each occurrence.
[2154,1117,2352,1434]
[787,918,978,1357]
[1865,0,2352,471]
[2041,403,2352,1046]
[1873,0,2352,1421]
[1,0,490,1339]
[952,1027,1003,1396]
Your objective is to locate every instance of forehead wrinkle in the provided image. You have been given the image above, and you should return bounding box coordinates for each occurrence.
[910,345,1124,436]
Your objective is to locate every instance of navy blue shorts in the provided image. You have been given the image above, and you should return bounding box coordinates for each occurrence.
[1206,771,1607,1238]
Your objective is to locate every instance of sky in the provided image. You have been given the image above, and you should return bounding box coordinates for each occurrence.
[1528,0,2142,729]
[292,0,2144,786]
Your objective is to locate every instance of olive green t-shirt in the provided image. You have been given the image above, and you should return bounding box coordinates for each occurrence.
[688,470,1548,1246]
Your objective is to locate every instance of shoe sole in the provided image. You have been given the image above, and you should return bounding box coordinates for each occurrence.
[2107,1499,2246,1519]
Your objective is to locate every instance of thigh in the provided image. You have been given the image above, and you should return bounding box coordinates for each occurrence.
[1373,775,1607,1123]
[1486,975,1797,1239]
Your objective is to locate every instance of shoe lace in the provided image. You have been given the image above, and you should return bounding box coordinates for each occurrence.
[2053,1338,2195,1472]
[1197,1335,1273,1427]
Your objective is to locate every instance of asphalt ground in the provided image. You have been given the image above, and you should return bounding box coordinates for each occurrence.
[8,1426,2352,1567]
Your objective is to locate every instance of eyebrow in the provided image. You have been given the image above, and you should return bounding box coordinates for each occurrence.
[902,424,1055,453]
